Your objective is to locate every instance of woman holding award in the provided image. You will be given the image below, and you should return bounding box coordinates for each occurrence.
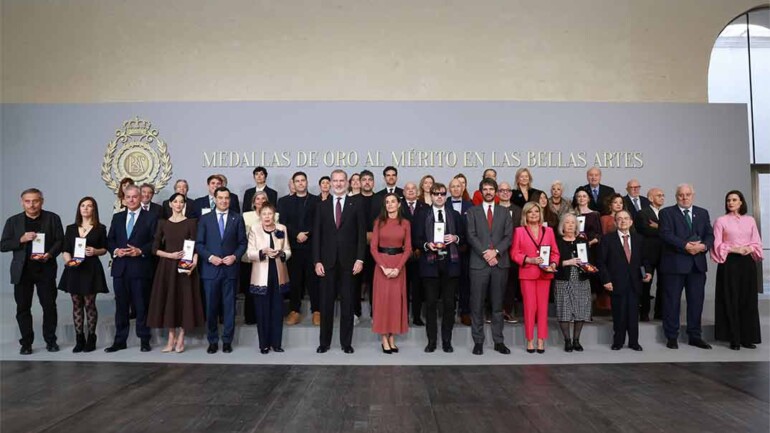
[554,213,593,352]
[147,193,205,353]
[247,203,291,354]
[239,191,270,325]
[511,202,559,353]
[58,197,109,353]
[573,189,606,311]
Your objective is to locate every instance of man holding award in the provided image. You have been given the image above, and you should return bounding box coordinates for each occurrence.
[1,188,64,354]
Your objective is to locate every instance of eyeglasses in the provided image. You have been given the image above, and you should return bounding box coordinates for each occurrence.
[498,189,512,193]
[431,192,447,196]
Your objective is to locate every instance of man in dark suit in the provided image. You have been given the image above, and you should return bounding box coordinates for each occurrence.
[193,175,240,218]
[497,181,523,323]
[1,188,64,354]
[312,169,366,354]
[243,166,278,211]
[105,185,158,353]
[162,179,197,219]
[370,166,403,222]
[139,183,164,220]
[572,167,616,214]
[357,170,377,321]
[635,187,665,321]
[413,182,463,353]
[622,179,650,220]
[400,182,429,326]
[659,183,714,350]
[196,187,247,354]
[598,210,652,351]
[449,177,474,326]
[466,178,513,355]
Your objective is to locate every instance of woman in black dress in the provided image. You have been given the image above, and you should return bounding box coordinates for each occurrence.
[59,197,109,352]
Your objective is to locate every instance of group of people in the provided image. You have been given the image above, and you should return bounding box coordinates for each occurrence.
[1,165,763,356]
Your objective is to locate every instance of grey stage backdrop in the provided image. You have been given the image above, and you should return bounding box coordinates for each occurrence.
[0,101,751,297]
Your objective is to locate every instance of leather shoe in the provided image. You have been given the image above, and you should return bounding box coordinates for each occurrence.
[494,343,511,355]
[472,343,483,355]
[316,345,329,353]
[104,343,127,353]
[572,339,584,352]
[611,344,622,350]
[207,343,218,354]
[666,339,679,349]
[741,343,757,349]
[629,344,643,351]
[260,348,270,354]
[564,338,573,352]
[460,314,472,326]
[729,343,740,350]
[343,346,355,354]
[442,341,453,353]
[413,318,425,327]
[222,343,233,353]
[140,341,151,352]
[46,343,60,352]
[272,347,284,353]
[19,345,32,355]
[688,339,712,350]
[424,341,436,353]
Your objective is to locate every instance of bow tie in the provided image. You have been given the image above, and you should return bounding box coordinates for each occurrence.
[452,200,462,203]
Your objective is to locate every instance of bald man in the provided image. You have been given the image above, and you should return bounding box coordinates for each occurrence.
[623,179,650,220]
[572,167,616,215]
[635,187,665,321]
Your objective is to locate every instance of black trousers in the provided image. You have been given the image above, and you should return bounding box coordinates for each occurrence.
[457,254,471,315]
[238,262,256,324]
[253,288,284,350]
[503,264,520,315]
[611,289,640,346]
[319,261,355,348]
[355,250,374,317]
[640,265,661,319]
[422,262,458,343]
[406,260,423,320]
[15,271,58,346]
[288,248,319,313]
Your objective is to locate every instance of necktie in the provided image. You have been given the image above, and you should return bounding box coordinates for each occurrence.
[335,198,342,229]
[210,197,215,209]
[486,205,493,231]
[632,197,640,211]
[592,188,599,203]
[684,209,692,230]
[409,202,415,214]
[126,212,135,238]
[388,188,393,194]
[218,212,225,237]
[438,209,444,223]
[623,235,631,263]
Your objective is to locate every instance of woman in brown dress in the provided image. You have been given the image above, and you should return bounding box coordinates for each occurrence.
[370,193,412,353]
[600,193,626,234]
[147,193,205,353]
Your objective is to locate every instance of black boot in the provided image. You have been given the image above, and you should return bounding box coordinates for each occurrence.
[84,333,97,353]
[572,339,584,352]
[564,338,573,352]
[73,333,86,353]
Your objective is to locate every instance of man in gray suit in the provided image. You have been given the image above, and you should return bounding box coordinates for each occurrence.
[466,178,514,355]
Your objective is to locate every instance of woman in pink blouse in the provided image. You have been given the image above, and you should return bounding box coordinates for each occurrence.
[711,190,763,350]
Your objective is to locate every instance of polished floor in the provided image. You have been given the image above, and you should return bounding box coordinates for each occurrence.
[2,361,768,433]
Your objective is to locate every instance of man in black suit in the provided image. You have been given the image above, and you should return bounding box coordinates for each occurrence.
[497,181,523,323]
[105,185,159,352]
[243,166,278,211]
[1,188,64,354]
[448,177,474,326]
[598,210,652,351]
[193,175,240,217]
[400,182,429,326]
[312,169,366,354]
[572,167,616,214]
[622,179,650,220]
[635,187,665,321]
[162,179,196,219]
[357,169,377,321]
[139,183,164,220]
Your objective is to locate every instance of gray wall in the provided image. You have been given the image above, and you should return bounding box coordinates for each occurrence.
[0,101,751,298]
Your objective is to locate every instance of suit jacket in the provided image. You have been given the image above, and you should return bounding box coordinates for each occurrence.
[107,208,158,278]
[276,193,319,250]
[246,222,291,289]
[598,231,648,295]
[1,210,64,284]
[635,205,662,265]
[466,204,513,270]
[196,210,247,280]
[312,195,366,270]
[623,195,650,220]
[193,194,241,218]
[243,185,278,211]
[510,226,559,280]
[162,197,197,219]
[141,202,164,220]
[658,205,713,274]
[399,199,429,225]
[512,187,543,209]
[412,206,465,277]
[572,184,616,214]
[501,204,523,229]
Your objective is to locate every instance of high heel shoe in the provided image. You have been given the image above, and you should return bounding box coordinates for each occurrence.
[162,339,176,353]
[537,339,545,354]
[174,339,185,353]
[381,344,392,354]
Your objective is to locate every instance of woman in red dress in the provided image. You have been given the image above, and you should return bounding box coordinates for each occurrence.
[370,193,412,353]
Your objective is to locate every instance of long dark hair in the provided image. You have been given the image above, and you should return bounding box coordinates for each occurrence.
[75,197,100,227]
[377,193,403,227]
[724,190,748,215]
[603,193,626,216]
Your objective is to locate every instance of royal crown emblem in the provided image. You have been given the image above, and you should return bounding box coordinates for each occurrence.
[102,117,173,210]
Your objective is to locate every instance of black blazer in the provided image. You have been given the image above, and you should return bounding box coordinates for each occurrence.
[141,202,164,220]
[635,205,662,265]
[623,195,651,220]
[277,193,319,250]
[598,231,648,295]
[412,206,464,278]
[1,210,64,284]
[162,197,198,219]
[312,195,366,270]
[106,208,158,279]
[512,187,543,209]
[370,188,405,223]
[399,199,429,224]
[243,186,278,211]
[554,236,590,281]
[658,205,713,274]
[192,194,241,217]
[572,184,616,214]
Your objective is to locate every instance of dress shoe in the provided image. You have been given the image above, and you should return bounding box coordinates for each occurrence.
[223,343,233,353]
[564,338,573,353]
[611,344,622,351]
[503,313,518,324]
[390,345,399,353]
[536,348,545,354]
[666,339,679,349]
[140,341,151,352]
[472,343,483,355]
[688,339,712,350]
[19,345,32,355]
[285,311,302,325]
[442,341,454,353]
[572,339,584,352]
[84,334,97,353]
[629,344,643,351]
[272,347,284,353]
[353,315,361,326]
[316,345,329,353]
[104,343,127,353]
[729,343,740,350]
[382,344,393,354]
[312,311,321,326]
[460,314,472,326]
[741,343,757,349]
[413,318,425,327]
[343,346,355,354]
[73,333,85,353]
[526,348,535,354]
[260,348,270,354]
[207,343,218,354]
[494,343,511,355]
[424,341,437,353]
[46,343,60,352]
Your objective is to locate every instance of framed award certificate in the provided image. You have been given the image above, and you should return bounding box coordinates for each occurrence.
[31,233,45,258]
[576,243,589,263]
[539,245,551,264]
[178,239,196,273]
[433,222,445,245]
[200,208,212,215]
[576,216,586,233]
[73,237,87,260]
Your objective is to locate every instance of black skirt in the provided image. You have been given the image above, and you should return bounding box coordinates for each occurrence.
[714,254,761,345]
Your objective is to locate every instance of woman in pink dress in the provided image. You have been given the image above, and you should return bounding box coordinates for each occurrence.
[370,193,412,354]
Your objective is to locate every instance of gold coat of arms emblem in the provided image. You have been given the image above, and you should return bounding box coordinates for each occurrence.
[102,117,173,210]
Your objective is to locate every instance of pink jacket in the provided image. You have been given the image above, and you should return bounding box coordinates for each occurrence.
[510,226,560,280]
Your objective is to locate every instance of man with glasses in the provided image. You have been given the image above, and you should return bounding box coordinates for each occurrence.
[497,181,523,324]
[623,179,650,220]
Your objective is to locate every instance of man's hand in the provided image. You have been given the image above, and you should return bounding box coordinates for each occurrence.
[20,232,37,243]
[222,255,237,266]
[482,249,497,262]
[315,263,325,277]
[352,260,363,275]
[297,232,309,244]
[209,255,223,266]
[603,282,614,291]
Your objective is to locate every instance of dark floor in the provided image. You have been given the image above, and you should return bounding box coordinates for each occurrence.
[1,361,768,433]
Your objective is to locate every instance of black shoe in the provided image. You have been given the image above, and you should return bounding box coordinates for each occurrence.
[564,338,573,353]
[526,348,535,354]
[19,345,32,355]
[629,344,643,351]
[316,345,329,353]
[689,339,712,350]
[207,343,218,354]
[666,339,679,349]
[84,334,97,352]
[741,343,757,349]
[472,343,483,355]
[272,347,284,353]
[73,333,85,353]
[382,344,393,354]
[611,344,622,351]
[424,341,436,353]
[729,343,740,350]
[494,343,511,355]
[413,318,425,327]
[140,341,151,352]
[442,341,454,353]
[104,343,127,353]
[343,346,355,354]
[223,343,233,353]
[536,348,545,354]
[46,343,60,353]
[572,339,584,352]
[260,348,270,354]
